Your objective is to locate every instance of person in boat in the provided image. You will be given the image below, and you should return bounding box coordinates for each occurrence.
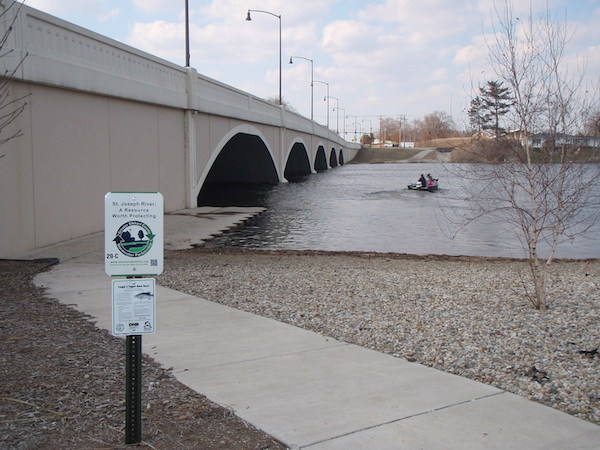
[426,174,437,188]
[418,174,427,188]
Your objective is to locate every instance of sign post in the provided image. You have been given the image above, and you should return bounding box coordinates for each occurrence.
[105,192,163,445]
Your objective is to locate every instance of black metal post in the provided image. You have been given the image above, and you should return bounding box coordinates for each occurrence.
[125,334,142,444]
[185,0,190,66]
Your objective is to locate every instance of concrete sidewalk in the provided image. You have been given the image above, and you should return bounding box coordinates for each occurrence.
[22,209,600,449]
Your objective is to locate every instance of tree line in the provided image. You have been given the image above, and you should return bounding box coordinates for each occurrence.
[372,111,458,145]
[372,100,599,146]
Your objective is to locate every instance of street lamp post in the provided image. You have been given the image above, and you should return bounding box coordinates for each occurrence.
[326,96,339,134]
[314,80,329,128]
[246,9,282,106]
[289,56,313,120]
[347,114,358,141]
[185,0,190,66]
[334,107,346,138]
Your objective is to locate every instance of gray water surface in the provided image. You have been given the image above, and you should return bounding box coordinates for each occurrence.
[204,162,600,259]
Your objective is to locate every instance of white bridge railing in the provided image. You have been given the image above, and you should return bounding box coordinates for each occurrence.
[3,1,357,148]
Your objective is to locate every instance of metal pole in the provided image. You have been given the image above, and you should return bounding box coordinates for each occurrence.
[326,89,329,128]
[328,96,339,134]
[290,56,313,120]
[310,59,313,121]
[125,334,142,444]
[278,16,282,106]
[337,108,346,138]
[315,81,329,128]
[347,114,358,141]
[185,0,190,67]
[247,10,282,105]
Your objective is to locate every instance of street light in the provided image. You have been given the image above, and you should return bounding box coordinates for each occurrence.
[289,56,313,120]
[185,0,190,66]
[333,106,345,137]
[326,96,339,134]
[347,114,358,141]
[246,9,282,106]
[314,80,329,128]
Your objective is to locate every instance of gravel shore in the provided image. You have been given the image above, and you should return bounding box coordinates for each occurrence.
[158,248,600,425]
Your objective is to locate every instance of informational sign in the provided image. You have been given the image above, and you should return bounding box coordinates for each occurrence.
[105,192,163,276]
[112,278,156,336]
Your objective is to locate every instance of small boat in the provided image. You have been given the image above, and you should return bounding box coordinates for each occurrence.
[407,181,438,192]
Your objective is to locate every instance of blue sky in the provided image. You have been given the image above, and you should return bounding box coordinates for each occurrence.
[26,0,600,134]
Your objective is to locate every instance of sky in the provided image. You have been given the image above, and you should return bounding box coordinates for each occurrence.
[25,0,600,134]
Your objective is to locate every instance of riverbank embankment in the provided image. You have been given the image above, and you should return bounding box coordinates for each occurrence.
[350,146,449,163]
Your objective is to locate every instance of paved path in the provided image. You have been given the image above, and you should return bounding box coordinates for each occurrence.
[21,209,600,449]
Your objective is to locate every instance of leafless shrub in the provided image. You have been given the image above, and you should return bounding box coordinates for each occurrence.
[450,1,600,311]
[0,0,28,153]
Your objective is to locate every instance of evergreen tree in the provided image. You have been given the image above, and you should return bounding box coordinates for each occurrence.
[469,80,513,137]
[468,95,485,134]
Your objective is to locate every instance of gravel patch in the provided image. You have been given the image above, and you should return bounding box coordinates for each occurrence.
[158,248,600,425]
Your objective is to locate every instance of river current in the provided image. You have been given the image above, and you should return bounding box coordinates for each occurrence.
[202,162,600,259]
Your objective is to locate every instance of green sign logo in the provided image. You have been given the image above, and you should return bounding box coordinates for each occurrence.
[113,221,155,257]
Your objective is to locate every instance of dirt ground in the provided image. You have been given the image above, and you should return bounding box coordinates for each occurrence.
[0,259,285,449]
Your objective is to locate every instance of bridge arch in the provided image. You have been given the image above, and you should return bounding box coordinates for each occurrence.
[284,140,312,181]
[196,125,280,205]
[314,145,328,172]
[330,148,339,167]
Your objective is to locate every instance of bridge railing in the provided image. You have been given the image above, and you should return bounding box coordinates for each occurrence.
[2,2,189,108]
[188,69,352,146]
[2,1,357,149]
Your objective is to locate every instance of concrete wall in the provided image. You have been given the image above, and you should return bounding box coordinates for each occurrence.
[0,81,186,256]
[0,1,358,257]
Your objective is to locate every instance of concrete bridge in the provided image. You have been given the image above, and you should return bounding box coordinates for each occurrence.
[0,2,360,257]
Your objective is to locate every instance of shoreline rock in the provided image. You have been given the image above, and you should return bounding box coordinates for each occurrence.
[159,247,600,425]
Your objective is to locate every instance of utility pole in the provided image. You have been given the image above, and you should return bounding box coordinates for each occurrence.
[397,114,406,146]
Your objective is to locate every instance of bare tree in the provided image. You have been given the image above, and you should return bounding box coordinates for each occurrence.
[265,95,297,113]
[584,111,600,136]
[418,111,456,141]
[378,117,402,143]
[0,0,28,154]
[454,1,600,311]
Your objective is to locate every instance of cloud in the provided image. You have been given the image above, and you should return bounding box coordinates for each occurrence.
[98,8,120,22]
[127,21,185,63]
[27,0,83,14]
[27,0,121,23]
[132,0,174,14]
[322,20,381,53]
[453,32,490,67]
[28,0,107,16]
[431,68,448,81]
[356,0,479,45]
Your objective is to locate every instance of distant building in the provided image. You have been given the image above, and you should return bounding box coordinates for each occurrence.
[524,134,600,150]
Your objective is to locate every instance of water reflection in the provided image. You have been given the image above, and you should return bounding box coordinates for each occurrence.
[203,163,600,259]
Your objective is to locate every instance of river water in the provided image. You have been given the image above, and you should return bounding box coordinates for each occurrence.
[202,162,600,259]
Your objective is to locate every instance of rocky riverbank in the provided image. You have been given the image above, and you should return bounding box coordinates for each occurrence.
[157,248,600,425]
